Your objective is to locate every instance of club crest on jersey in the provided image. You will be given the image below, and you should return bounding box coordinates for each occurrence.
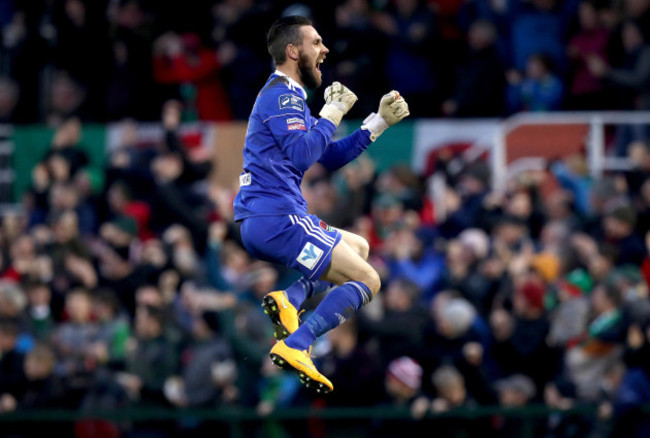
[296,242,323,270]
[319,220,333,232]
[287,117,306,131]
[279,94,304,111]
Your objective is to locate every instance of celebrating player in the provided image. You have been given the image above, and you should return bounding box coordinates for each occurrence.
[233,15,410,393]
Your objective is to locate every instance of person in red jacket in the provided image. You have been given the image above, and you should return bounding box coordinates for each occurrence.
[153,32,233,121]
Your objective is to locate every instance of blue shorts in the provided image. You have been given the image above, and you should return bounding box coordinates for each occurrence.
[240,214,342,280]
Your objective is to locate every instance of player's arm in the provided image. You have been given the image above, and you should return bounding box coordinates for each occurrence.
[318,91,410,172]
[266,112,337,172]
[266,83,358,171]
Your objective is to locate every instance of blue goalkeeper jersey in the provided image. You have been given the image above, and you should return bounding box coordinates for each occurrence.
[233,71,373,221]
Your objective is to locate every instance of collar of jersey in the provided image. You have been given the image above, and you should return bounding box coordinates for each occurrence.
[273,69,307,99]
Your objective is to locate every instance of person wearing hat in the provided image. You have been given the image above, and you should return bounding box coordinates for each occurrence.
[369,356,425,437]
[495,373,536,407]
[384,356,423,405]
[530,252,560,284]
[548,278,590,349]
[565,282,626,400]
[491,279,553,399]
[492,374,544,438]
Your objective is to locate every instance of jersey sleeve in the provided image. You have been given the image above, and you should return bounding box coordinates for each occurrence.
[260,89,337,172]
[317,128,373,172]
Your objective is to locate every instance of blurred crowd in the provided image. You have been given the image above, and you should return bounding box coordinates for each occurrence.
[0,0,649,124]
[0,100,650,438]
[0,1,650,438]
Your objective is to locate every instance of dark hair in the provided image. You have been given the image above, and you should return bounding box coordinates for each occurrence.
[267,16,312,66]
[529,53,555,73]
[0,318,20,337]
[140,304,165,327]
[599,282,623,307]
[392,278,421,303]
[94,288,121,313]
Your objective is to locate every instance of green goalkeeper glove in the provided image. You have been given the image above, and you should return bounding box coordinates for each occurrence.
[319,81,358,127]
[361,91,410,141]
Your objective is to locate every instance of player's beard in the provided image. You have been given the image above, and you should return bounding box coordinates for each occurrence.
[298,50,321,90]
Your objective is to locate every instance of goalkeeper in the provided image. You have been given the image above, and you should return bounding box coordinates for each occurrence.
[232,15,410,393]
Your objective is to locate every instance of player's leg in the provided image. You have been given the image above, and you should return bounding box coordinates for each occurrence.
[263,225,370,338]
[262,225,368,338]
[270,227,367,313]
[283,239,379,345]
[240,216,306,340]
[262,215,348,392]
[271,237,379,392]
[335,227,370,261]
[261,278,333,340]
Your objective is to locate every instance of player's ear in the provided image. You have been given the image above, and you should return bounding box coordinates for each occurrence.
[287,44,299,62]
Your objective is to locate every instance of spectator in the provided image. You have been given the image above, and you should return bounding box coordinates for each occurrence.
[321,319,383,407]
[566,282,626,401]
[373,0,440,116]
[548,279,590,349]
[0,319,26,399]
[438,161,491,237]
[209,0,271,119]
[116,304,177,407]
[360,278,428,366]
[0,281,28,330]
[0,76,20,123]
[46,117,89,178]
[491,279,556,395]
[423,295,491,379]
[509,0,575,73]
[105,28,157,121]
[493,374,540,438]
[164,313,236,408]
[91,288,131,370]
[442,229,493,314]
[23,281,56,341]
[427,365,488,436]
[431,365,474,412]
[588,19,650,110]
[594,361,650,438]
[16,343,67,409]
[383,227,445,300]
[373,356,424,437]
[507,53,565,112]
[601,205,646,266]
[51,288,98,383]
[52,0,109,121]
[442,19,506,117]
[153,32,233,121]
[325,0,387,118]
[566,0,611,110]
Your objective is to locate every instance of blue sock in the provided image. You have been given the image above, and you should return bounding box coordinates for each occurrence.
[284,279,334,309]
[285,281,372,351]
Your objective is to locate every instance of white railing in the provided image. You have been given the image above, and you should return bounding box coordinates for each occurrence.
[491,111,650,190]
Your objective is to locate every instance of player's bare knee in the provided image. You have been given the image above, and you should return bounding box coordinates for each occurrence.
[345,233,369,260]
[356,236,370,260]
[362,269,381,296]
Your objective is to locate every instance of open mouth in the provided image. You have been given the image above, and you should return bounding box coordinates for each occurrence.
[316,58,323,72]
